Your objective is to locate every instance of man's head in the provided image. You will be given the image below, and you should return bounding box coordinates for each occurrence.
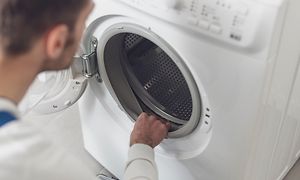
[0,0,94,70]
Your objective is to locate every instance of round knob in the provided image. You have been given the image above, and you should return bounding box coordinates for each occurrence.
[165,0,181,9]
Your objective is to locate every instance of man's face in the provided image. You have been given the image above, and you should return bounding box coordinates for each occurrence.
[48,0,95,70]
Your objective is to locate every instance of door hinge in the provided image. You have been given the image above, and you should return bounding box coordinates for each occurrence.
[81,37,102,82]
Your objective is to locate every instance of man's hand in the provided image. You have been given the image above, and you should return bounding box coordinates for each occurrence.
[130,112,170,148]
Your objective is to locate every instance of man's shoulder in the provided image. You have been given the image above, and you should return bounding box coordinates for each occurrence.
[0,120,54,155]
[0,120,98,180]
[0,120,56,179]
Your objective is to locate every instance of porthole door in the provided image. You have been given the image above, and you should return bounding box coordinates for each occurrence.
[96,23,203,138]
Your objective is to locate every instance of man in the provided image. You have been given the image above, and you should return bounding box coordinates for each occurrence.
[0,0,169,180]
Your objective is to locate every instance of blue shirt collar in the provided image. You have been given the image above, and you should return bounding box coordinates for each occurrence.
[0,111,17,127]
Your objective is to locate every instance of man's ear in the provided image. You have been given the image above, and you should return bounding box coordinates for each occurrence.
[45,25,69,60]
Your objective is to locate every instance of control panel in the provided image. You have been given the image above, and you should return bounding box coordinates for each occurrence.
[116,0,274,48]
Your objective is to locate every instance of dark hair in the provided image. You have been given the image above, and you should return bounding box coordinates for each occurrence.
[0,0,88,55]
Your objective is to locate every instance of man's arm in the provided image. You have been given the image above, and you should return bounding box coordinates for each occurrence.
[124,113,170,180]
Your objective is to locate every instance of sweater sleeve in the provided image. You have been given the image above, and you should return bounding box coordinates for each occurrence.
[124,144,158,180]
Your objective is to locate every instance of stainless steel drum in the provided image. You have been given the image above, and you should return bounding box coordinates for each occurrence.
[122,33,193,125]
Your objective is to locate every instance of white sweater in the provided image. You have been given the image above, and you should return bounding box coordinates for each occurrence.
[0,98,158,180]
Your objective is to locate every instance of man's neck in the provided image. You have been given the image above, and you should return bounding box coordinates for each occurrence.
[0,52,43,104]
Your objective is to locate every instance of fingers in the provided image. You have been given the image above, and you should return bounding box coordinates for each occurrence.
[137,112,148,121]
[165,122,171,130]
[159,123,169,137]
[137,112,163,125]
[148,114,158,122]
[130,112,170,148]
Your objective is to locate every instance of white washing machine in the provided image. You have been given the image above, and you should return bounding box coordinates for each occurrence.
[22,0,300,179]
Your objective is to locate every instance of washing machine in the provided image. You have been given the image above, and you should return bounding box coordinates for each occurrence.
[22,0,300,179]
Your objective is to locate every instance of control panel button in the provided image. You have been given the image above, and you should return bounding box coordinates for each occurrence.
[209,24,222,34]
[198,20,210,30]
